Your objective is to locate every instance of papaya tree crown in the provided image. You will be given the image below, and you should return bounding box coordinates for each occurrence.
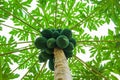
[34,28,76,71]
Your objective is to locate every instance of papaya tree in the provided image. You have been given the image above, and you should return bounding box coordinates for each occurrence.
[0,0,120,80]
[34,29,75,80]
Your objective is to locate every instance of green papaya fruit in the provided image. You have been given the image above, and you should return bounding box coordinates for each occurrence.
[56,35,69,49]
[47,38,56,48]
[48,58,54,71]
[64,50,73,58]
[64,42,74,51]
[52,31,60,39]
[69,38,76,47]
[38,51,54,63]
[41,29,53,38]
[61,29,72,39]
[34,37,47,49]
[57,29,62,33]
[45,48,54,54]
[38,52,48,63]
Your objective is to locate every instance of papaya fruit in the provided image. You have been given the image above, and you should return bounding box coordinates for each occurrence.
[64,42,74,51]
[56,35,69,49]
[52,31,60,39]
[69,38,76,47]
[34,37,47,49]
[38,51,48,63]
[41,29,53,38]
[48,58,54,71]
[38,50,54,63]
[45,48,54,55]
[57,29,62,33]
[64,50,73,58]
[61,29,72,39]
[47,38,56,48]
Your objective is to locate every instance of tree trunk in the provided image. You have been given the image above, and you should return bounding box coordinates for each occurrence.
[54,48,72,80]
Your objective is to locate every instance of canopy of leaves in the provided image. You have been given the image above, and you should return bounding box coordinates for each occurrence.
[0,0,120,80]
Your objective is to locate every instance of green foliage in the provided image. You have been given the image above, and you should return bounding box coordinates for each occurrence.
[56,35,69,49]
[115,42,120,48]
[1,0,120,79]
[114,34,120,48]
[0,56,20,80]
[34,37,47,49]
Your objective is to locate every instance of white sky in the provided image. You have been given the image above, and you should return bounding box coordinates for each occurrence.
[0,0,120,80]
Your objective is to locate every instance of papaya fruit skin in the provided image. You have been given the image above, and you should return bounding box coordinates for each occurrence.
[56,35,69,49]
[45,48,54,55]
[51,29,56,32]
[38,51,48,63]
[64,42,74,51]
[61,29,72,39]
[57,29,62,33]
[48,58,54,71]
[52,31,60,39]
[69,38,76,47]
[34,37,47,49]
[47,38,56,48]
[38,51,54,63]
[43,50,54,59]
[38,54,46,63]
[35,28,77,66]
[41,29,53,38]
[64,50,73,58]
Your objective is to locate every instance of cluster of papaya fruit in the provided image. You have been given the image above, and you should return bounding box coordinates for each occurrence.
[34,29,76,71]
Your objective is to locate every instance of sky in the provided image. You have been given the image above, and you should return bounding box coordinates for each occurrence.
[0,0,120,80]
